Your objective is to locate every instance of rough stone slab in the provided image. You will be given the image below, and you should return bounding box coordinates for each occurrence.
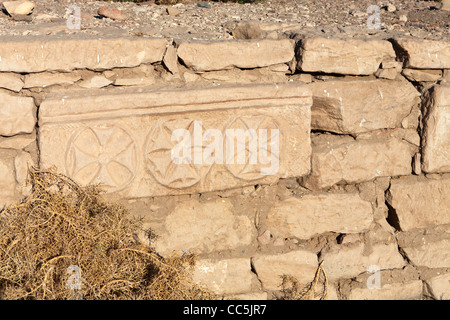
[0,73,24,92]
[426,273,450,300]
[393,38,450,69]
[309,79,420,134]
[0,91,35,136]
[0,149,17,208]
[23,72,81,88]
[251,250,318,290]
[39,83,312,197]
[402,68,443,82]
[192,258,256,295]
[302,131,417,190]
[348,280,423,300]
[421,84,450,173]
[402,239,450,269]
[386,176,450,231]
[152,198,255,255]
[265,193,373,240]
[177,39,295,72]
[297,38,396,75]
[320,242,406,281]
[0,35,167,73]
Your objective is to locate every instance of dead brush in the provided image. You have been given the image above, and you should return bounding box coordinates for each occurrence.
[0,167,214,300]
[281,261,329,300]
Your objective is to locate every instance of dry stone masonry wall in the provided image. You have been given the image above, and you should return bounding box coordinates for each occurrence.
[0,33,449,300]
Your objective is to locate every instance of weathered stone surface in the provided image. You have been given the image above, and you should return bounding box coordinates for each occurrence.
[78,75,112,88]
[0,91,35,137]
[0,73,24,92]
[402,239,450,268]
[348,280,423,300]
[309,79,420,134]
[402,68,443,82]
[152,198,255,255]
[0,149,17,208]
[421,84,450,173]
[23,72,81,88]
[192,258,256,295]
[14,151,33,186]
[386,176,450,231]
[0,132,35,149]
[39,83,312,197]
[265,193,373,240]
[3,0,35,16]
[297,38,396,75]
[201,68,287,83]
[0,36,167,73]
[426,273,450,300]
[393,38,450,69]
[320,242,406,281]
[302,131,417,190]
[162,45,180,76]
[177,39,295,72]
[251,250,318,290]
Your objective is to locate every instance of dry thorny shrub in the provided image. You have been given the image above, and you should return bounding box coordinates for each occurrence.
[0,167,214,300]
[281,262,329,300]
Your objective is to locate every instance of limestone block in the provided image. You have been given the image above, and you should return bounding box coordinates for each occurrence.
[0,91,35,137]
[0,149,17,208]
[393,38,450,69]
[402,239,450,268]
[348,280,423,300]
[23,72,81,88]
[39,82,312,197]
[421,84,450,173]
[426,273,450,300]
[0,72,24,92]
[402,68,443,82]
[265,193,373,240]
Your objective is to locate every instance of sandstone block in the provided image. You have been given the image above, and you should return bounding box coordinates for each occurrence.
[386,176,450,231]
[426,273,450,300]
[421,84,450,173]
[302,131,417,190]
[402,239,450,268]
[0,91,35,136]
[152,198,255,255]
[39,83,312,197]
[0,73,24,92]
[23,72,81,88]
[393,38,450,69]
[192,258,256,295]
[0,36,167,73]
[0,150,17,208]
[265,193,373,240]
[348,280,423,300]
[320,242,406,281]
[402,68,443,82]
[297,38,396,75]
[177,39,295,72]
[251,250,318,290]
[309,79,420,134]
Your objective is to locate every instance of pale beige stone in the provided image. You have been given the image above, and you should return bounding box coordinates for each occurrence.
[443,0,450,11]
[201,68,287,83]
[78,75,112,88]
[375,67,399,80]
[177,39,295,72]
[251,250,318,290]
[39,83,312,198]
[309,79,420,134]
[0,73,24,92]
[0,36,167,73]
[192,258,256,295]
[14,151,33,186]
[402,68,443,82]
[23,72,81,88]
[402,239,450,268]
[153,198,255,255]
[393,38,450,69]
[266,193,373,240]
[302,132,416,190]
[3,0,35,15]
[426,273,450,300]
[386,176,450,231]
[320,242,406,281]
[0,150,17,208]
[348,280,423,300]
[297,38,396,75]
[421,84,450,173]
[163,45,180,75]
[0,132,35,149]
[0,91,35,137]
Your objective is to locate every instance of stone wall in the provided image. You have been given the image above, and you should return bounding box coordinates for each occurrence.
[0,34,449,300]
